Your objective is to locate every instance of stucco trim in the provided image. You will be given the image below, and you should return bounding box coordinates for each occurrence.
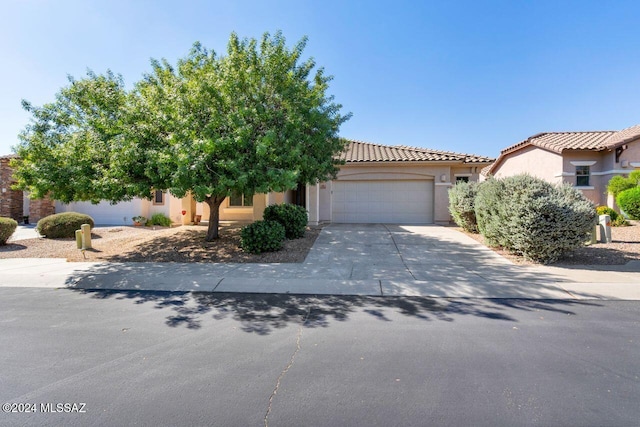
[338,171,436,180]
[591,169,633,176]
[555,172,575,177]
[575,186,595,190]
[435,182,453,187]
[569,160,597,166]
[630,162,640,167]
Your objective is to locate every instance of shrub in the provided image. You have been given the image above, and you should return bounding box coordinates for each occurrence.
[474,178,509,247]
[36,212,95,238]
[448,181,479,233]
[616,187,640,220]
[475,174,596,263]
[596,206,619,222]
[240,220,286,254]
[0,217,18,245]
[147,213,172,227]
[607,175,636,198]
[263,203,308,239]
[612,216,629,227]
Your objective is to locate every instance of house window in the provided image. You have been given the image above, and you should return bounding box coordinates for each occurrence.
[576,166,590,187]
[153,190,164,205]
[456,176,470,183]
[229,192,253,207]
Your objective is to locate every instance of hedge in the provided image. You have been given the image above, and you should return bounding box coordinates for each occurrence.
[36,212,95,238]
[0,217,18,245]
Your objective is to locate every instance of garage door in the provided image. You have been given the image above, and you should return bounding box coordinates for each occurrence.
[55,200,142,225]
[332,180,434,224]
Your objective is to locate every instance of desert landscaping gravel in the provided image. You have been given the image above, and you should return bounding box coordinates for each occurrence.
[1,222,638,266]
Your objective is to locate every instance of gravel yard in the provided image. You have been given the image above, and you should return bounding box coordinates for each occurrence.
[460,221,640,265]
[0,223,322,263]
[1,222,638,266]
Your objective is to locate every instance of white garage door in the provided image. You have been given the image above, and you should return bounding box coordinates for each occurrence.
[332,180,434,224]
[55,200,143,225]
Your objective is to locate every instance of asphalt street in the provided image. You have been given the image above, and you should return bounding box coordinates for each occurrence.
[1,287,639,427]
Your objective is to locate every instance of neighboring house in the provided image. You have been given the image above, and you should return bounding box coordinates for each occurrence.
[0,154,54,223]
[484,125,640,208]
[5,140,493,225]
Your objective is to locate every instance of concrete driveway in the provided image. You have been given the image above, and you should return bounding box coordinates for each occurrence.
[1,223,639,299]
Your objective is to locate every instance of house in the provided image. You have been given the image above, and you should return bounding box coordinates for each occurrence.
[483,125,640,208]
[6,140,493,225]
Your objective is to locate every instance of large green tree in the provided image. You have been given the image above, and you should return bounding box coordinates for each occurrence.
[13,32,351,241]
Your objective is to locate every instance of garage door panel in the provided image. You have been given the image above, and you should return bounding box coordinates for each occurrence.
[332,180,433,224]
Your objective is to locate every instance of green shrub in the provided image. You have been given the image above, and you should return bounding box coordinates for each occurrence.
[263,203,308,239]
[36,212,95,238]
[240,220,286,254]
[616,187,640,220]
[474,178,509,247]
[612,216,629,227]
[596,206,619,222]
[147,213,172,227]
[448,181,479,233]
[475,174,596,263]
[607,175,636,198]
[0,217,18,245]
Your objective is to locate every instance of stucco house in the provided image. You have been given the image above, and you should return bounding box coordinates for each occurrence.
[6,140,493,226]
[483,125,640,208]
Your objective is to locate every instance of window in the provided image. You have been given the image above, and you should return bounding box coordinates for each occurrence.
[576,166,590,187]
[153,190,164,205]
[455,176,470,183]
[229,192,253,207]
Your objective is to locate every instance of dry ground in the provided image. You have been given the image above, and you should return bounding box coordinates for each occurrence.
[0,224,322,263]
[2,222,639,265]
[459,221,640,265]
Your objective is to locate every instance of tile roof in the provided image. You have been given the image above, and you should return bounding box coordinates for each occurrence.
[0,153,18,160]
[485,124,640,176]
[340,140,493,164]
[501,124,640,155]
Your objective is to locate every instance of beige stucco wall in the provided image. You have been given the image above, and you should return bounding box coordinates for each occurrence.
[492,146,563,183]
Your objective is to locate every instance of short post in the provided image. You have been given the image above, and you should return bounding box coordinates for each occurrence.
[598,214,612,244]
[81,223,92,249]
[75,229,83,249]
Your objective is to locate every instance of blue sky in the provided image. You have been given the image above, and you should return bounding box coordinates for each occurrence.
[1,0,639,158]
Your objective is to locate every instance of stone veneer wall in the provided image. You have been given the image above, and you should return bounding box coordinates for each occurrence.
[0,157,23,222]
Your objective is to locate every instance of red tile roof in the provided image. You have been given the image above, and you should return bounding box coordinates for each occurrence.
[340,140,493,164]
[500,124,640,155]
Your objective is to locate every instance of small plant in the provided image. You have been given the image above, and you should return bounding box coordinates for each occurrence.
[0,217,18,245]
[132,215,147,225]
[240,220,286,254]
[611,216,630,227]
[146,213,172,227]
[616,187,640,220]
[36,212,95,238]
[595,206,619,222]
[263,203,308,239]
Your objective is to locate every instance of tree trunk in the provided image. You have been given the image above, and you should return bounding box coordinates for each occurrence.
[204,195,226,242]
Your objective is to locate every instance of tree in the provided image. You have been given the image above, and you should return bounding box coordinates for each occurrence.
[13,31,351,241]
[607,170,640,198]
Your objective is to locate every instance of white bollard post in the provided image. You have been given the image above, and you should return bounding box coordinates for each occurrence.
[81,223,92,249]
[598,214,612,244]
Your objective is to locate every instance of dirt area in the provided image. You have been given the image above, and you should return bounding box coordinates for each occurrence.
[0,224,322,263]
[459,222,640,265]
[2,221,639,266]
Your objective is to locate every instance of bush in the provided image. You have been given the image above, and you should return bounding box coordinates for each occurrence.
[612,216,630,227]
[263,203,308,239]
[36,212,95,238]
[607,175,636,198]
[147,213,172,227]
[240,220,286,254]
[616,187,640,220]
[475,174,596,263]
[596,206,619,222]
[474,178,509,247]
[0,217,18,245]
[448,181,479,233]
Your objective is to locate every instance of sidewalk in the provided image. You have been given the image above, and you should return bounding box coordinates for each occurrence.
[0,257,638,300]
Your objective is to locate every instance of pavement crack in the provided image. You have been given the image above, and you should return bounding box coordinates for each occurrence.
[383,224,417,280]
[264,306,311,427]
